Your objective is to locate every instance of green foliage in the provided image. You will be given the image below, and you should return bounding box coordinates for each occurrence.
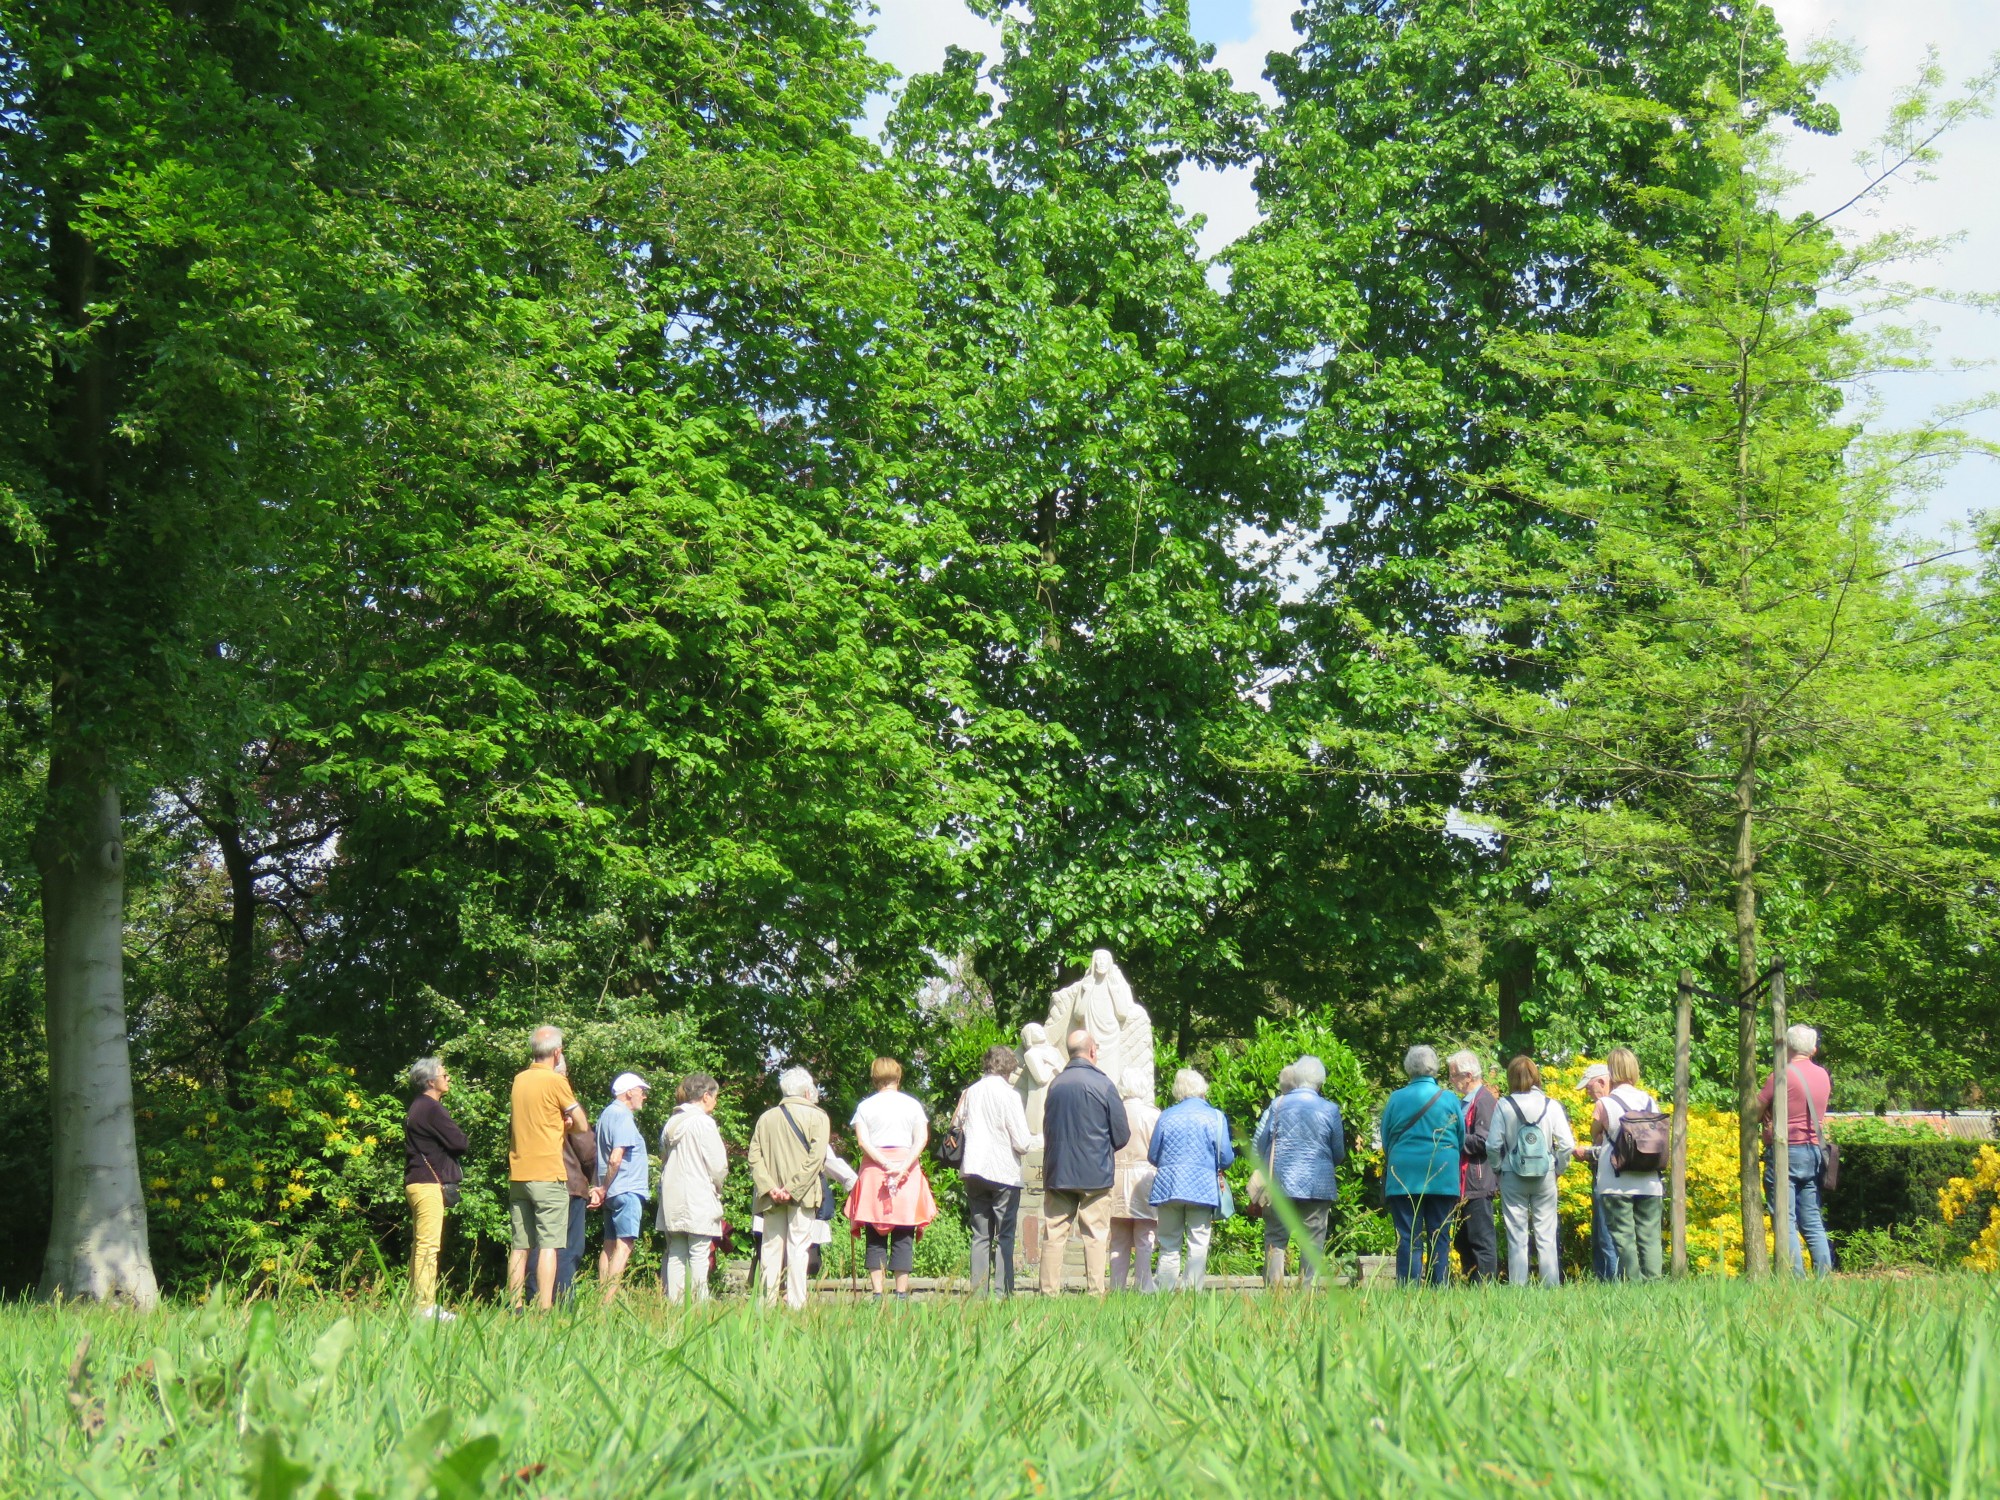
[8,1284,2000,1495]
[136,1042,406,1296]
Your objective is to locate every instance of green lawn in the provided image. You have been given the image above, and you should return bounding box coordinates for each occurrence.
[5,1277,1995,1497]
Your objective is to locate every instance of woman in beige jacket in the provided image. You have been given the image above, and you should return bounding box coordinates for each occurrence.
[1108,1069,1161,1292]
[656,1073,727,1303]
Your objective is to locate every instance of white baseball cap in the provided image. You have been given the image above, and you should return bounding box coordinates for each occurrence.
[1579,1063,1610,1087]
[610,1072,650,1096]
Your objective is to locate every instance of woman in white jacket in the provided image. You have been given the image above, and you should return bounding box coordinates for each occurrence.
[656,1073,727,1303]
[1485,1055,1576,1287]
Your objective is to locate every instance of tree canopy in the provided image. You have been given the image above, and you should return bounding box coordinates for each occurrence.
[0,0,1994,1295]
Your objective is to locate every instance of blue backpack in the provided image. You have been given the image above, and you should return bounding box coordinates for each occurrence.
[1504,1096,1555,1178]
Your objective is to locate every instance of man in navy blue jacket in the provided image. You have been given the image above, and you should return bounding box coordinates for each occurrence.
[1038,1029,1130,1295]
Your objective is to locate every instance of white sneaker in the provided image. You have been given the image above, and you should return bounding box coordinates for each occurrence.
[417,1306,457,1322]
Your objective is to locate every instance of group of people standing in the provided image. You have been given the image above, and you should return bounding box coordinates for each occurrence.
[397,1020,1836,1314]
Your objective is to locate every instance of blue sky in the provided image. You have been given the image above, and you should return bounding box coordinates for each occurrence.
[864,1,1999,535]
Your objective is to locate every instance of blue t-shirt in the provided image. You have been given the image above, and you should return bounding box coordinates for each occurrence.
[596,1101,648,1198]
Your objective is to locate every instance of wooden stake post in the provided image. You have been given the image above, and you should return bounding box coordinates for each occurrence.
[1770,961,1791,1277]
[1670,970,1693,1277]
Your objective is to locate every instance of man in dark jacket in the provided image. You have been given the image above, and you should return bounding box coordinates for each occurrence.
[1038,1029,1130,1295]
[1449,1050,1499,1283]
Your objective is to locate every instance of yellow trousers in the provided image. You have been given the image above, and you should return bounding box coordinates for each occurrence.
[406,1183,446,1308]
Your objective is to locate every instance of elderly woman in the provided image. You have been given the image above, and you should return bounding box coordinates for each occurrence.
[1486,1055,1575,1286]
[1254,1055,1348,1288]
[848,1056,937,1301]
[656,1072,727,1304]
[403,1057,467,1320]
[954,1044,1039,1297]
[1593,1047,1665,1282]
[1108,1070,1162,1292]
[1147,1068,1233,1291]
[1380,1045,1465,1287]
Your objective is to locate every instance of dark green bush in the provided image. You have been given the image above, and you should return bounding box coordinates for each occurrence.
[1822,1140,1987,1266]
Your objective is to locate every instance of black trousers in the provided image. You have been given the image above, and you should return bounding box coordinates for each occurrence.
[1455,1194,1498,1282]
[865,1224,915,1273]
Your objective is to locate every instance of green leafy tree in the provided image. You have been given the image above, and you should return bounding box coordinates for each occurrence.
[1385,48,2000,1271]
[0,0,518,1303]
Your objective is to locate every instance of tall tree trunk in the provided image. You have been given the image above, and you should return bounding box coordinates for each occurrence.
[1731,728,1767,1277]
[212,790,260,1099]
[1494,937,1534,1058]
[37,744,158,1306]
[37,143,157,1304]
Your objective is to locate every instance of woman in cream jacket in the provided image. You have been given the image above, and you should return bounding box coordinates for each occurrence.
[657,1073,728,1302]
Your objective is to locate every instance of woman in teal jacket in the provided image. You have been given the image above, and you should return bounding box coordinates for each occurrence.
[1379,1045,1465,1286]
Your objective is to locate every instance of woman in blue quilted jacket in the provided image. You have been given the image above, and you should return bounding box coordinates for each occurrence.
[1146,1069,1234,1292]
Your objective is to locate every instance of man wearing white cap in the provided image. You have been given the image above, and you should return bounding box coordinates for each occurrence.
[1577,1064,1619,1280]
[596,1072,652,1303]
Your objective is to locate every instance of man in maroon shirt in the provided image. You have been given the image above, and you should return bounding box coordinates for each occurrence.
[1757,1024,1834,1277]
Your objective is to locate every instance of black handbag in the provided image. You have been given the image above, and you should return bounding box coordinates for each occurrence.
[935,1093,967,1169]
[422,1154,461,1209]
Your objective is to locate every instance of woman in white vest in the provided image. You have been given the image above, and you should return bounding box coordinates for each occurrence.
[1485,1055,1575,1286]
[1592,1047,1666,1281]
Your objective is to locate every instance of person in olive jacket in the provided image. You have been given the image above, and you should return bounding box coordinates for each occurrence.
[1038,1029,1130,1296]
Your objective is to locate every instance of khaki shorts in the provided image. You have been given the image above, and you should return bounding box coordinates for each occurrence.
[509,1179,569,1250]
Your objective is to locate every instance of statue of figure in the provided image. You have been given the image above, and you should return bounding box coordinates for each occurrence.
[1015,1023,1065,1135]
[1045,949,1152,1102]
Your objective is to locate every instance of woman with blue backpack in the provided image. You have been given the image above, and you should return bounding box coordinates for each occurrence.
[1486,1055,1576,1286]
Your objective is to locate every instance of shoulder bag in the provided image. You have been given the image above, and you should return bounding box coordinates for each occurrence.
[934,1090,967,1170]
[1246,1097,1283,1218]
[421,1152,460,1210]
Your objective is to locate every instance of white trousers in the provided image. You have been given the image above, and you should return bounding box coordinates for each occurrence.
[760,1203,814,1309]
[662,1232,713,1303]
[1153,1202,1214,1291]
[1109,1218,1158,1292]
[1499,1171,1561,1287]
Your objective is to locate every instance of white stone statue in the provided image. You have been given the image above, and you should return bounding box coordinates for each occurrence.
[1045,949,1152,1101]
[1015,1023,1065,1135]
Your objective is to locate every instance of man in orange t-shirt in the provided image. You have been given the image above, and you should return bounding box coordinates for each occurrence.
[509,1024,591,1310]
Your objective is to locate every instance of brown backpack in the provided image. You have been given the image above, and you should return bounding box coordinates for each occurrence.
[1610,1093,1670,1175]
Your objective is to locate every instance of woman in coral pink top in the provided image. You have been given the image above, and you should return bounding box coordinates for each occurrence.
[847,1056,938,1301]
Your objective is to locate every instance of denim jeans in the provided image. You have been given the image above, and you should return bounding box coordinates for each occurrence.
[1387,1194,1456,1286]
[1766,1144,1834,1277]
[966,1177,1021,1295]
[526,1194,589,1303]
[1591,1189,1620,1280]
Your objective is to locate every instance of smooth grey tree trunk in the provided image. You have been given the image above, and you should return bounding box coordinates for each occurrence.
[37,754,158,1306]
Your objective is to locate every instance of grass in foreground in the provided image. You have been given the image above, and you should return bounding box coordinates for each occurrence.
[2,1277,1995,1498]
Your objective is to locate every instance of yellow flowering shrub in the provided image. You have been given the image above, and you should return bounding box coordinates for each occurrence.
[1938,1146,2000,1271]
[1541,1060,1755,1275]
[137,1038,406,1292]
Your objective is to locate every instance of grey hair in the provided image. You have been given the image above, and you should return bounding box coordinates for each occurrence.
[778,1066,816,1101]
[1276,1064,1297,1092]
[1404,1045,1440,1079]
[1292,1055,1327,1093]
[1172,1068,1209,1102]
[408,1057,444,1092]
[1446,1049,1482,1080]
[529,1025,563,1061]
[1786,1024,1819,1058]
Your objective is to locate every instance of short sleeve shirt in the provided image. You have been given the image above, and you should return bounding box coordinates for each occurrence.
[596,1101,648,1198]
[509,1067,578,1182]
[851,1089,928,1150]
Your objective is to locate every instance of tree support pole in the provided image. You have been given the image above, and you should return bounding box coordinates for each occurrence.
[1671,970,1693,1277]
[1770,961,1791,1279]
